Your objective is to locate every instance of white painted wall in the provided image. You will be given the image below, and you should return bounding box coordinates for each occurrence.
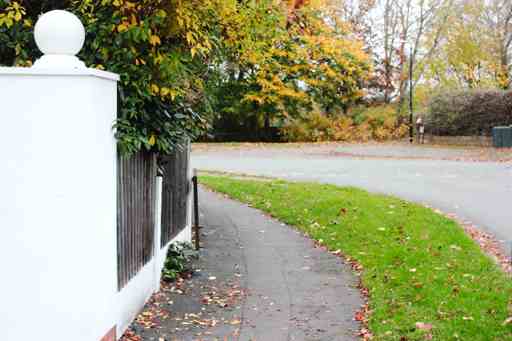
[0,10,193,340]
[0,67,193,341]
[115,227,192,338]
[0,68,119,341]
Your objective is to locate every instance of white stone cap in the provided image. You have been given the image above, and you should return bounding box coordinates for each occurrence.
[0,67,120,81]
[32,10,86,69]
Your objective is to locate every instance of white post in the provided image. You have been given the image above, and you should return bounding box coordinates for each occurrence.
[153,175,164,291]
[0,10,119,341]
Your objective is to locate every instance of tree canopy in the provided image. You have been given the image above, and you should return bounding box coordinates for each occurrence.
[0,0,371,149]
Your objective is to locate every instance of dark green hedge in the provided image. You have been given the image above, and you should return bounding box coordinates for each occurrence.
[427,89,512,136]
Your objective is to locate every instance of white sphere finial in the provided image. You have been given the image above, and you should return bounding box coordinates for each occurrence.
[32,10,86,69]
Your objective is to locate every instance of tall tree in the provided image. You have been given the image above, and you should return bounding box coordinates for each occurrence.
[368,0,452,107]
[211,0,370,138]
[478,0,512,88]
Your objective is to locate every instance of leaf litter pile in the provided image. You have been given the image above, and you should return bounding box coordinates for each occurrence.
[121,265,247,341]
[427,206,512,275]
[201,175,512,340]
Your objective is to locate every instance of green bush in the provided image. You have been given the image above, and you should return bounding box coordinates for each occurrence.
[161,242,197,282]
[427,89,512,136]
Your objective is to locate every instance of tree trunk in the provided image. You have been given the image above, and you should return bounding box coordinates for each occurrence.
[264,113,271,141]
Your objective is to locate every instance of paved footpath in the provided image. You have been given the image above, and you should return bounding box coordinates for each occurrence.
[125,187,361,341]
[199,188,362,341]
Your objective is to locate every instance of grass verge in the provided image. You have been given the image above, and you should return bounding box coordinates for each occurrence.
[200,174,512,340]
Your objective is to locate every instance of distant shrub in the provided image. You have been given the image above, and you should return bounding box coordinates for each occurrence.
[427,90,512,136]
[281,105,408,142]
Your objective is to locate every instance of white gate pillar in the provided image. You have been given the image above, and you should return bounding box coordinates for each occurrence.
[0,10,119,341]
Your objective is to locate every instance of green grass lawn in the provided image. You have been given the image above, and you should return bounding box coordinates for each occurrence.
[200,174,512,340]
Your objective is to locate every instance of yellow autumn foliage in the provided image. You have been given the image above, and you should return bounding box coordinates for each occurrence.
[282,105,409,142]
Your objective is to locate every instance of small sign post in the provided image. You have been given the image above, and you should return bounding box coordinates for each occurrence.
[192,169,200,250]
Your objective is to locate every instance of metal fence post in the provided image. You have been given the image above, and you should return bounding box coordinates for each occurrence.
[192,169,200,250]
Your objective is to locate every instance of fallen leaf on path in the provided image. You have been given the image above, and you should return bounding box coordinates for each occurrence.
[354,311,365,321]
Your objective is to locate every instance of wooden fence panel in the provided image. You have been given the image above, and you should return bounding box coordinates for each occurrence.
[117,151,157,290]
[160,142,190,247]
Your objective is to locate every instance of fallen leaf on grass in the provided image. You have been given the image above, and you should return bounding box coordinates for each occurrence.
[415,322,433,331]
[357,328,372,340]
[503,317,512,325]
[450,244,462,251]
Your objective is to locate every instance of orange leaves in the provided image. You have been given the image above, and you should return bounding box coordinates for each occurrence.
[149,35,161,46]
[252,5,370,115]
[116,22,129,33]
[150,84,160,95]
[161,88,178,101]
[130,13,137,26]
[354,310,365,321]
[288,0,306,10]
[112,0,137,10]
[281,104,406,143]
[286,0,307,25]
[150,84,178,102]
[185,31,195,45]
[169,1,215,59]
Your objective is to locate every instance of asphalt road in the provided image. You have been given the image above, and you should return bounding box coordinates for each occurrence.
[193,144,512,247]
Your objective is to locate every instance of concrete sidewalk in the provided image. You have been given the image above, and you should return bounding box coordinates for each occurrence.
[124,187,361,341]
[198,187,362,340]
